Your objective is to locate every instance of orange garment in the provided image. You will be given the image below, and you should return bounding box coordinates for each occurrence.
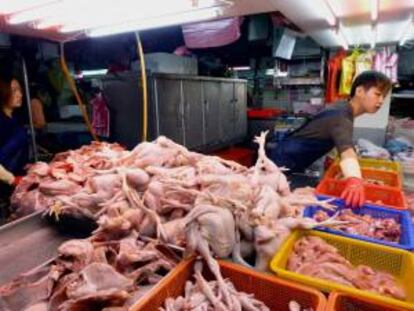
[325,50,347,104]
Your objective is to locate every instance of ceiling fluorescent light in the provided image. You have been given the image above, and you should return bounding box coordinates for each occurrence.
[371,0,378,22]
[8,1,66,24]
[87,8,221,37]
[321,0,337,26]
[232,66,251,71]
[336,22,348,50]
[399,14,413,45]
[370,24,377,48]
[0,0,57,15]
[59,0,230,33]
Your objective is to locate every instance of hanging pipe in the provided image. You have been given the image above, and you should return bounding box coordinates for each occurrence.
[21,56,38,162]
[59,42,98,141]
[135,31,148,142]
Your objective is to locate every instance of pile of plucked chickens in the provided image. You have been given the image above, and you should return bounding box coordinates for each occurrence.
[0,233,178,310]
[313,209,401,243]
[11,132,338,271]
[2,132,405,310]
[287,236,405,300]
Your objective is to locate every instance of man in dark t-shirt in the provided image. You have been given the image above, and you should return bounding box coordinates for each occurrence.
[270,71,392,208]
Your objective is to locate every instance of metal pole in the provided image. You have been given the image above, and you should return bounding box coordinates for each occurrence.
[21,57,38,162]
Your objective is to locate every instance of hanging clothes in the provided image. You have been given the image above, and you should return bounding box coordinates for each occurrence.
[91,93,110,138]
[374,47,398,83]
[354,50,375,78]
[325,49,347,104]
[339,49,361,96]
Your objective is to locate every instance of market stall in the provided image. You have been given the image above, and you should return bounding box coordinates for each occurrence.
[0,1,414,311]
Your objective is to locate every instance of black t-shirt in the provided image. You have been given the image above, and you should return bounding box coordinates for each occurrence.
[291,101,354,153]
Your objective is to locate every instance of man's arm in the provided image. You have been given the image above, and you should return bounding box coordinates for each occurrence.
[339,147,362,178]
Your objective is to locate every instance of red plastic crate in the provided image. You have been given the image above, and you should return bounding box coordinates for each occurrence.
[324,164,402,189]
[327,292,411,311]
[316,178,407,210]
[247,108,285,119]
[212,147,255,167]
[132,258,327,311]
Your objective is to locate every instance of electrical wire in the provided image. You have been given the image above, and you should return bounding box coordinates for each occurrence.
[135,31,148,142]
[59,42,98,141]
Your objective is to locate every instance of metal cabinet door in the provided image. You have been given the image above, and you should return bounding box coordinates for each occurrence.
[182,80,204,149]
[202,81,221,145]
[153,77,184,144]
[102,73,142,149]
[234,82,247,139]
[219,81,235,143]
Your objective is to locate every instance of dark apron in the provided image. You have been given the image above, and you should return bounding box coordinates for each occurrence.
[0,127,29,175]
[270,109,343,173]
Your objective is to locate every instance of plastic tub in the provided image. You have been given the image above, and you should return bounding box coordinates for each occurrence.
[270,230,414,311]
[303,196,414,250]
[316,178,408,210]
[327,292,410,311]
[331,158,402,174]
[324,164,402,189]
[133,257,327,311]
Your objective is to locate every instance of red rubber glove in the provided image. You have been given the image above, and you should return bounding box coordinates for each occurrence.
[12,176,23,186]
[340,177,365,208]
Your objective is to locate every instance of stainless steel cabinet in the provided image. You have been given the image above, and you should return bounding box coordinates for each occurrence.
[234,82,247,139]
[182,80,204,149]
[219,81,235,143]
[103,72,247,151]
[154,77,184,145]
[202,81,221,146]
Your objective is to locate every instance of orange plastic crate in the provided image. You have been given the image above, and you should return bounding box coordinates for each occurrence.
[316,178,407,210]
[212,147,256,167]
[132,258,327,311]
[327,292,411,311]
[325,165,402,189]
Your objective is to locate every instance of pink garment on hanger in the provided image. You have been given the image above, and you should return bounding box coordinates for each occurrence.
[91,93,110,138]
[182,17,243,49]
[373,47,398,83]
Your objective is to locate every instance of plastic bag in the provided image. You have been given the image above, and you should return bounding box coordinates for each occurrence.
[357,138,390,159]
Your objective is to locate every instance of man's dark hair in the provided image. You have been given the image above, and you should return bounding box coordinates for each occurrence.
[350,70,392,97]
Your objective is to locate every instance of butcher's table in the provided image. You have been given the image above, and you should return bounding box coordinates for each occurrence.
[0,211,70,284]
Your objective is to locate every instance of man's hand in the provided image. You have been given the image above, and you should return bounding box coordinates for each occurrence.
[0,165,15,185]
[340,177,365,208]
[339,148,365,208]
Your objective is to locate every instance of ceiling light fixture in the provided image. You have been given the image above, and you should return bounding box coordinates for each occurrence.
[335,22,348,50]
[87,7,222,37]
[371,0,378,22]
[370,23,377,48]
[0,0,57,15]
[321,0,337,26]
[399,13,414,46]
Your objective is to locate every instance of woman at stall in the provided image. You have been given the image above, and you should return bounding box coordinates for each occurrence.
[269,70,392,208]
[0,76,28,186]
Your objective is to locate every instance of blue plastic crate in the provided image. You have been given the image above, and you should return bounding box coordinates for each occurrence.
[303,195,414,250]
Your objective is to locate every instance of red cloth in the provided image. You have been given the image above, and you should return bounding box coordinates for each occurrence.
[91,93,110,138]
[325,50,347,104]
[182,17,242,49]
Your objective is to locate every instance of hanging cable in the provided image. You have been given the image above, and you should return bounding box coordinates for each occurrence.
[59,42,98,141]
[135,31,148,142]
